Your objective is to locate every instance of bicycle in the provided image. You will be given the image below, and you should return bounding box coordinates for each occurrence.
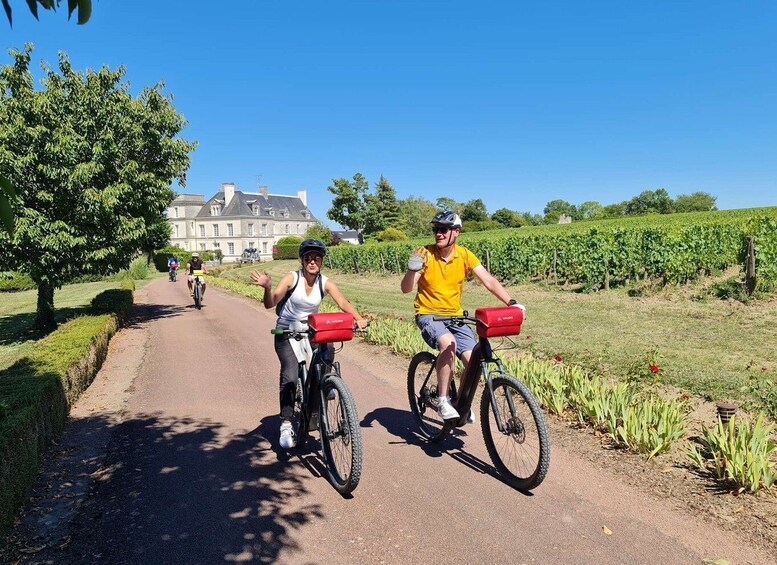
[192,269,204,309]
[169,266,177,282]
[271,312,366,494]
[407,306,550,490]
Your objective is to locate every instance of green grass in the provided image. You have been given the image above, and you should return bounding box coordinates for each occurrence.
[215,260,777,412]
[0,281,122,371]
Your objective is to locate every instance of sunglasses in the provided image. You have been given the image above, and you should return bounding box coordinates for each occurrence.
[303,254,322,262]
[432,226,452,234]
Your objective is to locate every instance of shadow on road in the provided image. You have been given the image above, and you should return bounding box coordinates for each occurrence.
[5,412,324,564]
[360,406,513,488]
[122,303,188,329]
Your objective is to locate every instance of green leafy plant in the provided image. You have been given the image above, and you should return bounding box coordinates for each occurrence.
[687,415,777,493]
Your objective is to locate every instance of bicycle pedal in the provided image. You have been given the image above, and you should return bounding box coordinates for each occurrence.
[308,412,319,431]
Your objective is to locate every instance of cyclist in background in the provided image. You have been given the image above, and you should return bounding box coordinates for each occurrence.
[400,210,525,421]
[187,252,208,299]
[250,239,368,449]
[167,255,179,278]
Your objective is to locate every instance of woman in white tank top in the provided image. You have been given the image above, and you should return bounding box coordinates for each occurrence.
[249,239,368,449]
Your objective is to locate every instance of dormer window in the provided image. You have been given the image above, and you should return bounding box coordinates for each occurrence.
[268,208,275,217]
[210,205,221,216]
[252,205,260,216]
[302,210,311,219]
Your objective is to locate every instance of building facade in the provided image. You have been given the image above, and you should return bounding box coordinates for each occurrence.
[166,183,318,262]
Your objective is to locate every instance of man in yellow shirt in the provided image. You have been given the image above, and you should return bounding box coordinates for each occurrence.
[400,210,525,421]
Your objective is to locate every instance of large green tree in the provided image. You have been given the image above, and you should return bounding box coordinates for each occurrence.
[397,196,438,238]
[461,198,488,222]
[364,174,400,234]
[624,189,674,215]
[1,1,93,234]
[674,191,717,213]
[326,173,370,234]
[543,199,578,221]
[577,200,604,220]
[0,45,195,331]
[491,207,525,228]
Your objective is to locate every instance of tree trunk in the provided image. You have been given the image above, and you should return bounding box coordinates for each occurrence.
[36,282,56,335]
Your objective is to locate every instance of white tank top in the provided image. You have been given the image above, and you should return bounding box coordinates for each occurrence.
[276,271,329,329]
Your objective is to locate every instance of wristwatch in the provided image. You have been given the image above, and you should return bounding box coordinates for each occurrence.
[507,299,517,306]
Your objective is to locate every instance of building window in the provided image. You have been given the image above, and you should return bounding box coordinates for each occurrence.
[213,242,220,248]
[211,205,221,216]
[184,241,189,250]
[174,207,179,218]
[248,223,254,236]
[227,223,234,236]
[296,224,301,234]
[200,243,206,251]
[269,208,275,217]
[174,225,179,237]
[228,242,234,255]
[253,205,260,216]
[263,242,268,253]
[199,224,205,237]
[261,223,267,235]
[248,241,254,249]
[213,224,219,237]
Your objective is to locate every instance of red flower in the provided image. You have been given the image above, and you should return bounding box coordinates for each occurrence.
[679,393,690,401]
[554,355,563,362]
[649,364,660,374]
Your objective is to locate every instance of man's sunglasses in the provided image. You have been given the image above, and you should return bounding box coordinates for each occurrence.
[432,225,452,234]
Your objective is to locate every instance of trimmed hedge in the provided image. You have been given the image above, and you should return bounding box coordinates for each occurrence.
[0,284,134,539]
[151,246,215,272]
[0,272,35,292]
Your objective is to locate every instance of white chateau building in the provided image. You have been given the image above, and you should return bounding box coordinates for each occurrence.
[166,182,318,262]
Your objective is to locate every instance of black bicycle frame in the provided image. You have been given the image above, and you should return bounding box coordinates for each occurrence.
[423,335,512,431]
[298,343,336,429]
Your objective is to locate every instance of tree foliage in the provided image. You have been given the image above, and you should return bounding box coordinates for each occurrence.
[625,188,674,215]
[0,45,195,331]
[397,196,437,238]
[2,0,91,27]
[543,199,578,221]
[674,191,717,213]
[305,222,334,245]
[577,200,604,220]
[491,207,525,228]
[326,173,369,233]
[364,174,400,234]
[461,198,488,222]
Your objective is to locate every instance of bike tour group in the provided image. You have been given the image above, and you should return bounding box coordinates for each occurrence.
[175,210,550,494]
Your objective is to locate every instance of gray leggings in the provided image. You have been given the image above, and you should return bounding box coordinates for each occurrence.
[273,335,334,420]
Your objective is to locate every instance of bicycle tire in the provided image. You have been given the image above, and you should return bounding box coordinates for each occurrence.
[407,351,453,443]
[290,378,309,449]
[480,374,550,491]
[194,284,201,309]
[319,375,362,494]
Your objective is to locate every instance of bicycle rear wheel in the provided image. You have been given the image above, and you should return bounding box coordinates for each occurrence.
[194,284,201,309]
[407,352,453,442]
[319,375,362,494]
[481,374,550,490]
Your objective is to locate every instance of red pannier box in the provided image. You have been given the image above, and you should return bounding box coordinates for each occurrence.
[475,307,524,338]
[308,312,355,344]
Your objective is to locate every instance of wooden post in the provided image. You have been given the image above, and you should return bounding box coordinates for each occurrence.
[485,249,491,272]
[380,252,386,274]
[395,253,401,273]
[352,254,359,274]
[552,249,558,285]
[745,236,756,295]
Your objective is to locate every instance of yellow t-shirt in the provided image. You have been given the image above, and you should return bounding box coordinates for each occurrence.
[414,244,481,316]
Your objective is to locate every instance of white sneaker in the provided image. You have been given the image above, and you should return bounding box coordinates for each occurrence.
[437,396,460,420]
[279,422,296,449]
[467,410,476,425]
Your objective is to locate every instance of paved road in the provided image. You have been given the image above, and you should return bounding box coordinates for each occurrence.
[4,278,770,564]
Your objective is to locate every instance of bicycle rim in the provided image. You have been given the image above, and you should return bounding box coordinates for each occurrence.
[194,285,201,309]
[319,375,362,494]
[481,375,550,490]
[407,352,452,442]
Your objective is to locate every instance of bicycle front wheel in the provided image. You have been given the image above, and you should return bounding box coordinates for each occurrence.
[194,284,201,309]
[481,375,550,490]
[407,352,453,442]
[319,375,362,495]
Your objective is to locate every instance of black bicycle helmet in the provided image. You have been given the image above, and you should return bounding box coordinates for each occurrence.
[430,210,463,228]
[299,238,327,258]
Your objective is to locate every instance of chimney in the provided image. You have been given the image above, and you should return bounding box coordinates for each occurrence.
[222,182,235,207]
[259,185,268,199]
[297,189,307,207]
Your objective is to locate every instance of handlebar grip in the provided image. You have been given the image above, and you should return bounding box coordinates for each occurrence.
[270,329,285,335]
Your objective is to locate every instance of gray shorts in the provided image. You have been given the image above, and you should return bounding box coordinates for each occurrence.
[415,314,477,358]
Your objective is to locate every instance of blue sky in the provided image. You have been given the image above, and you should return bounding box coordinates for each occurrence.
[4,1,776,227]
